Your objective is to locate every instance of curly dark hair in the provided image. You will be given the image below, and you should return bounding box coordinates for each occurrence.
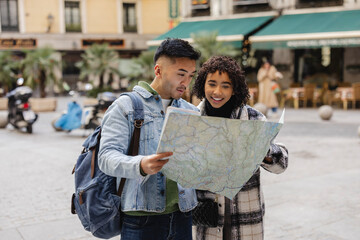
[192,56,250,108]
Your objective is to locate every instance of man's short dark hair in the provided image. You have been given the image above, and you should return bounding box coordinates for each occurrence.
[154,38,201,63]
[192,56,250,109]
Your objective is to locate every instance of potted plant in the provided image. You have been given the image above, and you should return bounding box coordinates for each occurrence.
[76,43,121,98]
[21,47,63,111]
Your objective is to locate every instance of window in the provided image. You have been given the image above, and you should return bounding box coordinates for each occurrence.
[233,0,268,5]
[0,0,19,32]
[233,0,271,13]
[123,3,137,33]
[65,1,81,32]
[191,0,210,17]
[296,0,343,8]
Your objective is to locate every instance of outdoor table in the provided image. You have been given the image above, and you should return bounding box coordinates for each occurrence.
[280,87,304,109]
[280,87,322,109]
[335,87,353,110]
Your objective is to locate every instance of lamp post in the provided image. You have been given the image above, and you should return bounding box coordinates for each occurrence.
[47,13,54,33]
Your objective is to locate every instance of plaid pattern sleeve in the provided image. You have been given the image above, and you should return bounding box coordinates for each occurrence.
[262,142,288,174]
[193,104,288,240]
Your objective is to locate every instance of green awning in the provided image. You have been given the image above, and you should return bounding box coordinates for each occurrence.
[147,15,274,46]
[250,10,360,49]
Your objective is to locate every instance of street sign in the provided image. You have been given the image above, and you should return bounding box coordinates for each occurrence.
[169,0,178,19]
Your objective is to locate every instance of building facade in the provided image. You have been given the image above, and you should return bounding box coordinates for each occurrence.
[150,0,360,89]
[0,0,170,86]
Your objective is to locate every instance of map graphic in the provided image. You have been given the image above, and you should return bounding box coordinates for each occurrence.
[156,107,284,199]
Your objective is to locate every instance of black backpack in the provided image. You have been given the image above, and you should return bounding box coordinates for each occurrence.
[71,92,144,239]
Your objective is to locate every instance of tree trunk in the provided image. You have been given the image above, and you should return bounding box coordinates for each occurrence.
[99,75,104,89]
[40,70,47,98]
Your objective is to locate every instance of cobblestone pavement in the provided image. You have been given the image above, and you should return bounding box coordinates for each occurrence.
[0,96,359,240]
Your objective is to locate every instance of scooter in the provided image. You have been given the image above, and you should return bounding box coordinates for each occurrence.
[52,92,117,132]
[6,85,38,133]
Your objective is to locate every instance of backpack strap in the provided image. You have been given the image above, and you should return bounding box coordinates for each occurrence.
[116,92,144,196]
[121,92,144,156]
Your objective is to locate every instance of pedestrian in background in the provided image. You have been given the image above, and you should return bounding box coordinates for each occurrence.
[192,56,288,240]
[257,59,281,116]
[98,38,201,240]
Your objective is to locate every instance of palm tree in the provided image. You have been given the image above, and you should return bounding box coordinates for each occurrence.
[191,31,238,66]
[21,47,62,98]
[76,44,121,92]
[0,51,19,94]
[128,50,155,89]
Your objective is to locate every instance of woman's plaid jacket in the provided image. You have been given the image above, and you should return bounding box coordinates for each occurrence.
[193,101,289,240]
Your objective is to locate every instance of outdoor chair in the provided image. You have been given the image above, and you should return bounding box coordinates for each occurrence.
[337,81,351,87]
[329,83,360,110]
[350,82,360,109]
[313,82,330,107]
[298,83,316,108]
[247,83,258,106]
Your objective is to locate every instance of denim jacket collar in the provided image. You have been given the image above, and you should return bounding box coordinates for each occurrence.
[133,84,183,108]
[133,85,154,99]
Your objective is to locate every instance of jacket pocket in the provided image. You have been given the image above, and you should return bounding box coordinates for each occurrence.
[139,114,154,140]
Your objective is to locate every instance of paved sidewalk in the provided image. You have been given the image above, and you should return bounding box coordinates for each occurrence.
[0,96,359,240]
[263,108,360,240]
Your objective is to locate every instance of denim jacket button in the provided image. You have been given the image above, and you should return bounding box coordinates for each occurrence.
[160,190,165,196]
[160,110,164,115]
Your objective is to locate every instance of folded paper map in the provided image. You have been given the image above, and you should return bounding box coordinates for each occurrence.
[156,107,284,199]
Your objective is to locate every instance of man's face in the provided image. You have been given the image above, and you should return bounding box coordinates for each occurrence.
[154,57,196,99]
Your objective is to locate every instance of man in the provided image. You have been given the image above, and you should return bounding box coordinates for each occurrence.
[98,38,201,240]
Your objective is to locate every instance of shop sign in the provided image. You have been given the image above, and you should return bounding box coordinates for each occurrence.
[82,39,125,49]
[169,0,178,19]
[287,38,360,48]
[0,39,37,49]
[252,37,360,49]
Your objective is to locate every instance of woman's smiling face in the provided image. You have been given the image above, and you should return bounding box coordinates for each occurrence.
[204,71,234,108]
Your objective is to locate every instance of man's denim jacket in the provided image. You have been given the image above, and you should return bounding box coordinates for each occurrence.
[98,85,199,213]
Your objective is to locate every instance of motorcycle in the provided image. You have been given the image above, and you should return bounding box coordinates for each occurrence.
[52,92,117,132]
[6,85,38,133]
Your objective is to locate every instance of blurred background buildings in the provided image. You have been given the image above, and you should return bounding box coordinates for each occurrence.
[0,0,169,90]
[151,0,360,89]
[1,0,360,108]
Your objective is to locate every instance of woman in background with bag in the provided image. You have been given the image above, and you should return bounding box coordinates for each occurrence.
[257,59,282,117]
[191,56,288,240]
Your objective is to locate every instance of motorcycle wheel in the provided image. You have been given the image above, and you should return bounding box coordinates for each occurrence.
[26,125,32,133]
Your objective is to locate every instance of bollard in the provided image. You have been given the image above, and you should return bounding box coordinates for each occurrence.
[318,105,333,121]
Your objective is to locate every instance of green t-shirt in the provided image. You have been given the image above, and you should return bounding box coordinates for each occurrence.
[126,81,179,216]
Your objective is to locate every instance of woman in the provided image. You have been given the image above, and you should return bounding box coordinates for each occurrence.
[257,60,280,115]
[192,56,288,240]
